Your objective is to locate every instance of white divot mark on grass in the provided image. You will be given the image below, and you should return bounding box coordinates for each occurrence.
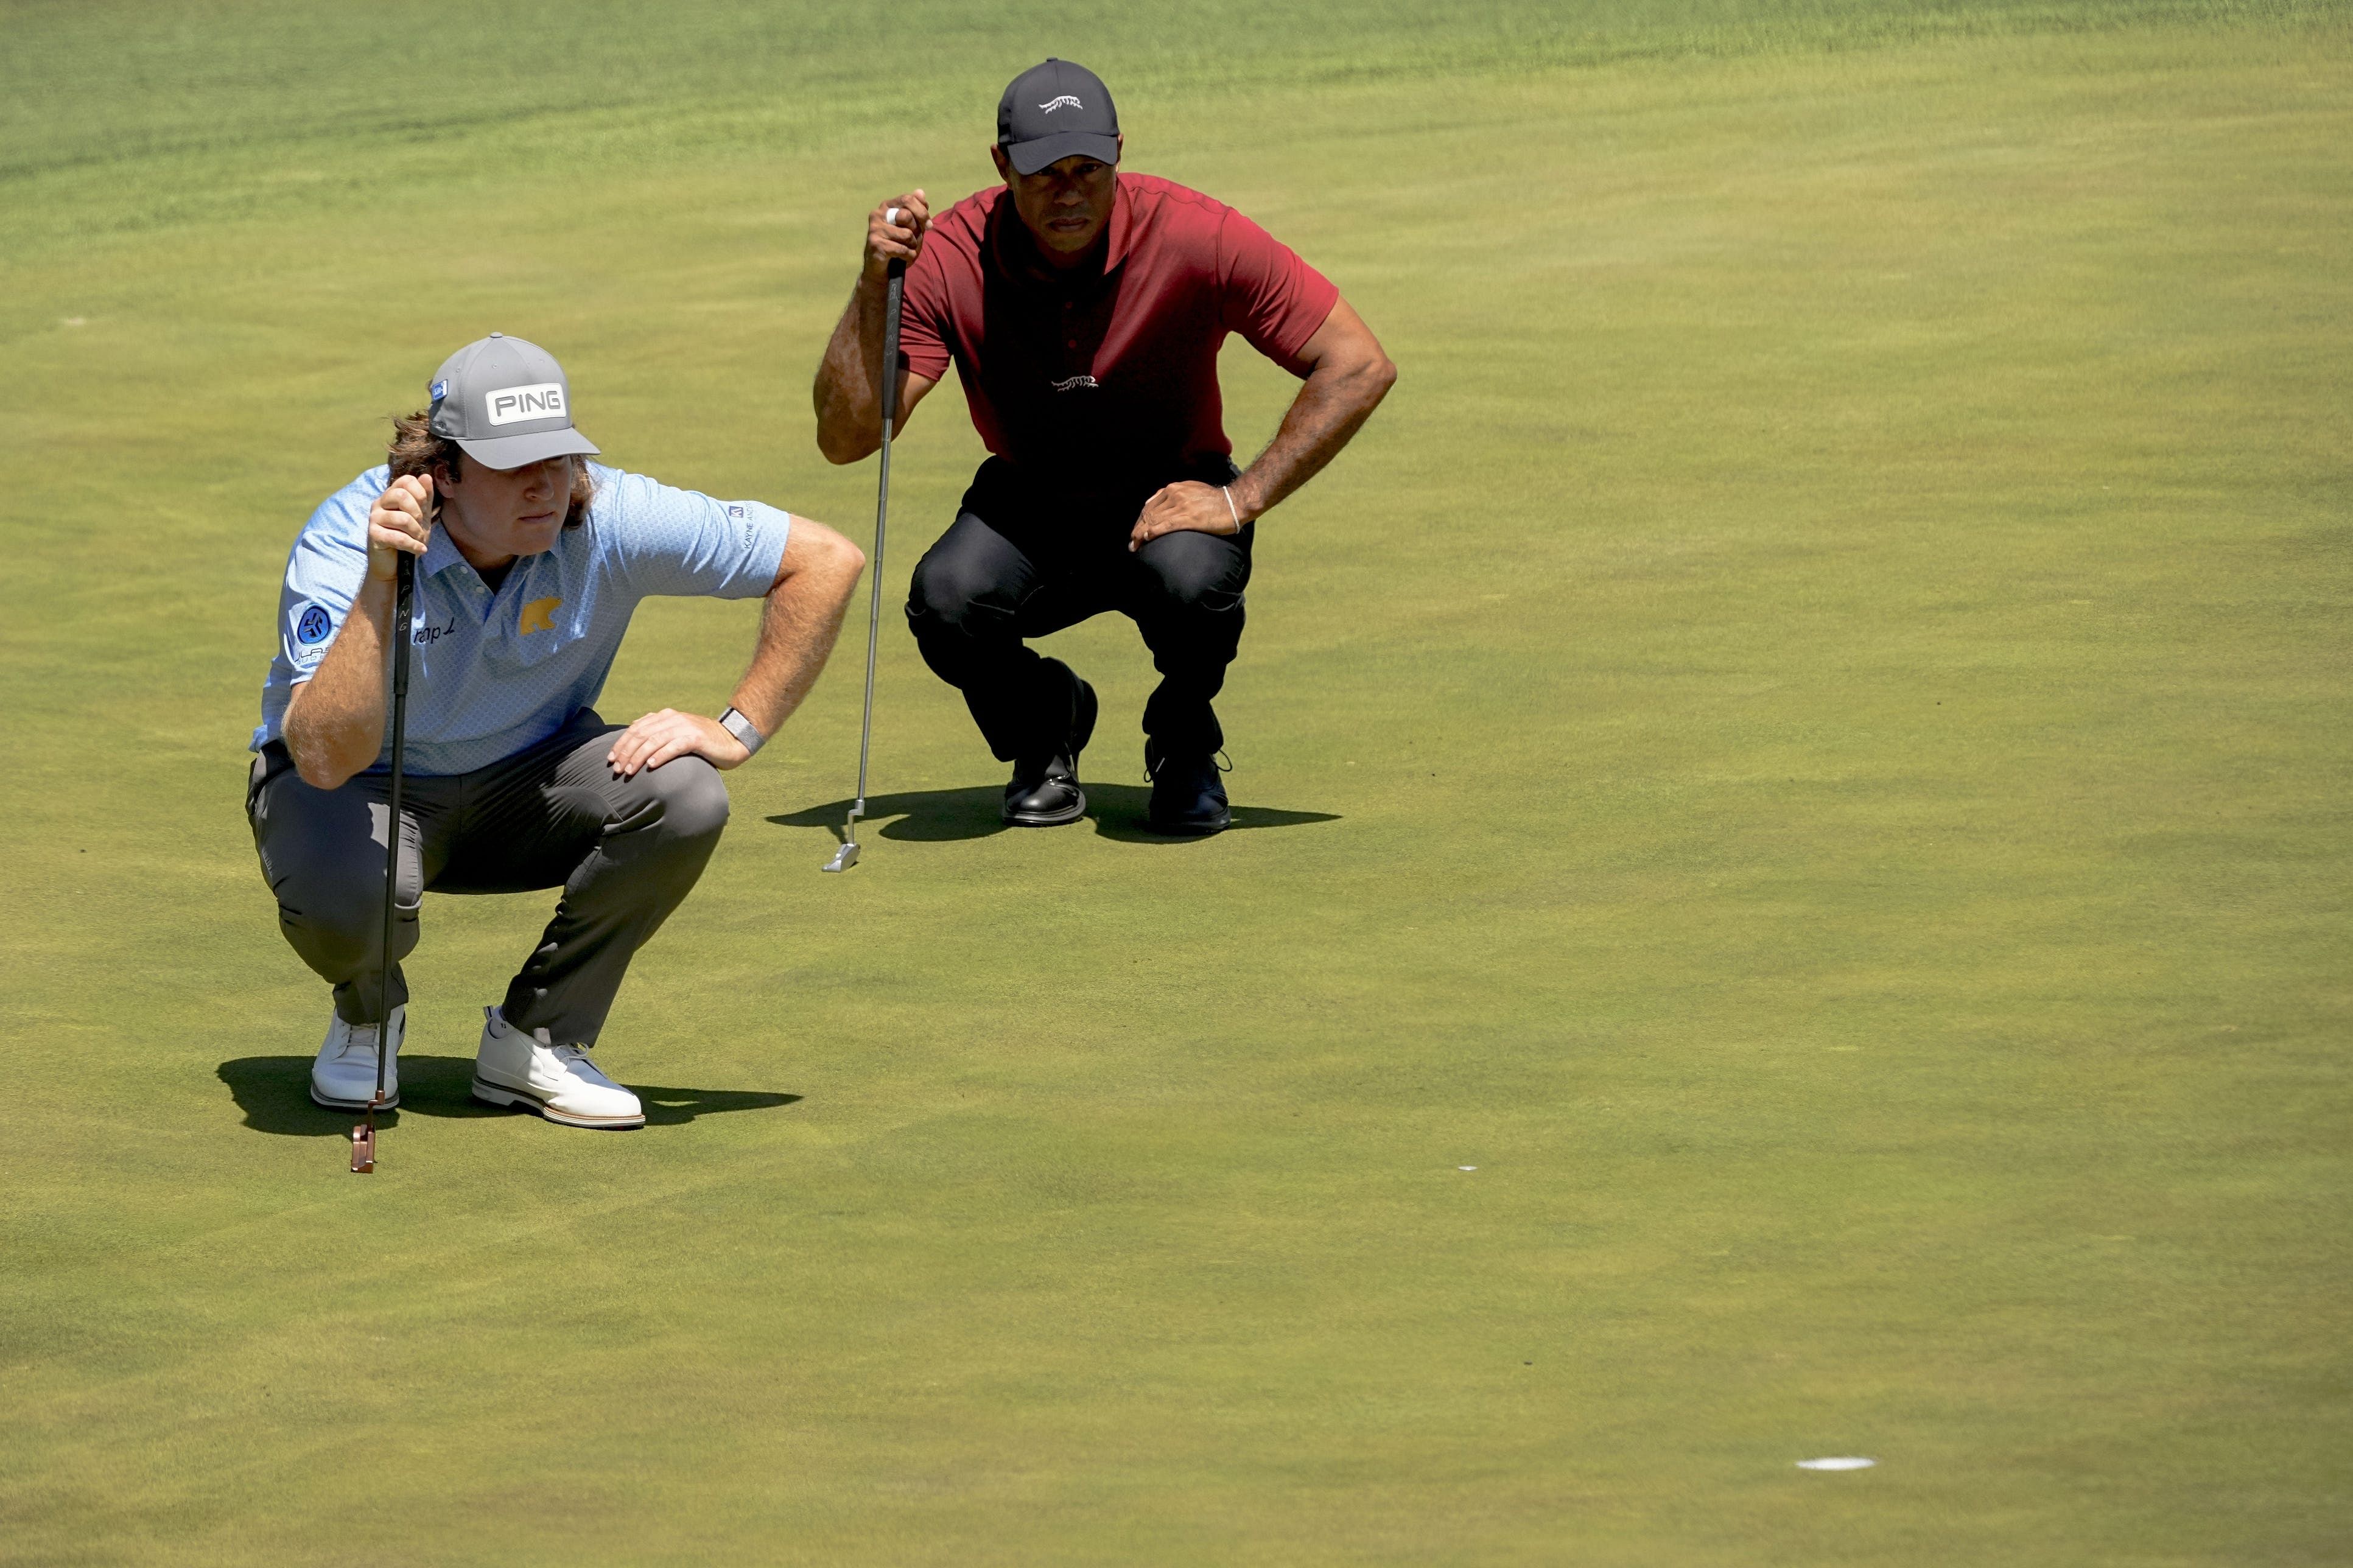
[1457,1166,1477,1171]
[1797,1457,1874,1471]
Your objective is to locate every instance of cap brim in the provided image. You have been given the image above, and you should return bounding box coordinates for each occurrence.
[453,428,600,469]
[1004,130,1120,176]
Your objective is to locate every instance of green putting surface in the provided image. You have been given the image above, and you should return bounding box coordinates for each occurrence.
[4,2,2348,1561]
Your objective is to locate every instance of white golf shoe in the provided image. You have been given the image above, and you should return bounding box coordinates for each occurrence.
[310,1004,405,1110]
[470,1007,645,1129]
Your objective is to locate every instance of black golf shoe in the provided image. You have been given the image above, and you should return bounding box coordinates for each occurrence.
[1003,677,1098,827]
[1145,743,1232,835]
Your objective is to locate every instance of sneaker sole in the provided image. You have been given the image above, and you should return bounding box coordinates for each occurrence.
[312,1086,399,1111]
[471,1077,645,1130]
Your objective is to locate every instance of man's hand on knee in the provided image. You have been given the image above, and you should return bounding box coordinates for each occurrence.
[1129,481,1246,553]
[606,709,749,779]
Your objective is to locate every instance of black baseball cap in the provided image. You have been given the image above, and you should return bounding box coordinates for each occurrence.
[997,59,1120,176]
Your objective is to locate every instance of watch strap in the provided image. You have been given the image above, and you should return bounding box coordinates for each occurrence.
[718,706,765,755]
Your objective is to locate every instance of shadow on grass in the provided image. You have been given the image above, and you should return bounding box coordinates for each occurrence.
[768,783,1339,845]
[218,1055,799,1136]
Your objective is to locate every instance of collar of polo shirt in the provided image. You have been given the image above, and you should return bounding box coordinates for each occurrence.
[420,522,478,580]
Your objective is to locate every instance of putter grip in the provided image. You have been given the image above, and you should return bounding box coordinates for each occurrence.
[880,259,904,430]
[391,551,414,700]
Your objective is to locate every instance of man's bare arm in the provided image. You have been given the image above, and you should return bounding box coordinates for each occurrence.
[728,520,867,738]
[1129,296,1397,549]
[283,474,433,789]
[813,191,942,464]
[1230,298,1398,519]
[603,517,866,779]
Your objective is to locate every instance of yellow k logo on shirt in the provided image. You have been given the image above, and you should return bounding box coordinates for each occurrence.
[518,597,561,635]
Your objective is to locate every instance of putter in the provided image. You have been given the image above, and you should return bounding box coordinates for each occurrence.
[352,547,415,1172]
[823,244,907,873]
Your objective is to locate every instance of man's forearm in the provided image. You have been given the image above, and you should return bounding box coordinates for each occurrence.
[813,279,891,463]
[284,576,394,788]
[1230,354,1397,522]
[729,556,861,738]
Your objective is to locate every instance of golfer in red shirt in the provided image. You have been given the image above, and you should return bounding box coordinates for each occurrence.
[813,58,1397,834]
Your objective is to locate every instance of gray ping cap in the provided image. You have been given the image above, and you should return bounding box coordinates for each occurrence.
[426,333,600,469]
[997,59,1120,176]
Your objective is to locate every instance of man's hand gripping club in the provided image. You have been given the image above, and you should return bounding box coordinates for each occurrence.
[812,191,941,466]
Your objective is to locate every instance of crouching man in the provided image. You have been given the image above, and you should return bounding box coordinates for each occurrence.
[247,333,863,1128]
[814,60,1395,834]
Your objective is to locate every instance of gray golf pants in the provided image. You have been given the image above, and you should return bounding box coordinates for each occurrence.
[245,711,728,1047]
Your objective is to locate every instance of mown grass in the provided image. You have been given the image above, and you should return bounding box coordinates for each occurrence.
[2,2,2348,1563]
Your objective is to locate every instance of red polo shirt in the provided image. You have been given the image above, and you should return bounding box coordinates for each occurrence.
[898,173,1339,501]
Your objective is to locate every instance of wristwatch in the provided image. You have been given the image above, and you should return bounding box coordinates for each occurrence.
[718,706,765,756]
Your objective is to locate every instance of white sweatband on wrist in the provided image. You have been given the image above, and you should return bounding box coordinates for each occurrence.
[718,707,765,756]
[1222,486,1242,530]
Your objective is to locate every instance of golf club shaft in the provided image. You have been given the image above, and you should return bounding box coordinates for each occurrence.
[846,259,904,833]
[376,550,413,1105]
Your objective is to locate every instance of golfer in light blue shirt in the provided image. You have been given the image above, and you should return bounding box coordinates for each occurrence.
[245,334,864,1129]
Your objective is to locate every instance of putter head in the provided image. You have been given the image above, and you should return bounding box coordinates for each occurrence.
[822,806,864,873]
[349,1090,382,1174]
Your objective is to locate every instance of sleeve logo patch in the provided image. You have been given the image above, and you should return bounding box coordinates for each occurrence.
[293,601,334,646]
[485,383,566,426]
[519,596,562,635]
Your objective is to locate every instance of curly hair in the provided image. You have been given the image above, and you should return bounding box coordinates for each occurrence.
[387,410,594,528]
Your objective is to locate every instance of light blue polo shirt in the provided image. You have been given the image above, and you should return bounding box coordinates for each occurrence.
[253,463,792,777]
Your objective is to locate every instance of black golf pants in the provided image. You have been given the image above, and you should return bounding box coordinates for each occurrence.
[905,466,1254,765]
[245,711,728,1046]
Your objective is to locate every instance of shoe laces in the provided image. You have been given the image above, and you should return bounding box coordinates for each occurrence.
[550,1043,603,1075]
[1145,748,1233,782]
[334,1025,384,1060]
